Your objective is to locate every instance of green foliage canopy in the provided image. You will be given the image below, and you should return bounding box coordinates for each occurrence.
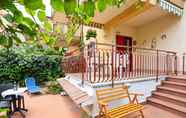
[0,0,139,49]
[0,0,46,48]
[50,0,128,46]
[0,44,64,85]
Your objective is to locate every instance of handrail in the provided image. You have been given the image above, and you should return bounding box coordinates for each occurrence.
[61,42,178,85]
[96,42,176,54]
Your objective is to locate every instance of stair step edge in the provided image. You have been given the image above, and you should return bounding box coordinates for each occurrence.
[167,76,186,81]
[157,86,186,94]
[147,98,186,113]
[152,92,186,103]
[163,81,186,86]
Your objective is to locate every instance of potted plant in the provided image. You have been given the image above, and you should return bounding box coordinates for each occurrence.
[85,29,97,41]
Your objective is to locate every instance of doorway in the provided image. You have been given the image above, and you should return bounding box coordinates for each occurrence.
[116,35,133,71]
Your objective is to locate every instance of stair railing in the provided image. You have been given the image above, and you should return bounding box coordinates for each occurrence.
[61,43,178,86]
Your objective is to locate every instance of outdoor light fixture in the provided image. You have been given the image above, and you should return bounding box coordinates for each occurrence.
[161,34,167,40]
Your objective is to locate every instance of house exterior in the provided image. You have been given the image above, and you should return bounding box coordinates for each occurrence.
[54,0,186,117]
[52,0,185,52]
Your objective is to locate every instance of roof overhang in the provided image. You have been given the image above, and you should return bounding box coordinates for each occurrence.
[51,0,140,29]
[51,0,185,29]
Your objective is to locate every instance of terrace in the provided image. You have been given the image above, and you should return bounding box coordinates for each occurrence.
[11,94,184,118]
[61,43,186,117]
[0,0,186,118]
[59,0,186,117]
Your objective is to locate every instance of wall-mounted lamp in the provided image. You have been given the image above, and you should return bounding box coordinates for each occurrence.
[161,34,167,40]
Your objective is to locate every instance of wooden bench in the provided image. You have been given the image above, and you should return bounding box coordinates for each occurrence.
[58,79,90,106]
[96,86,144,118]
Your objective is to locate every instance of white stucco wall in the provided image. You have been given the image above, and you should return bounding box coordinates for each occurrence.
[94,3,186,55]
[92,3,186,72]
[136,3,186,54]
[131,3,186,72]
[92,3,186,53]
[136,15,186,54]
[104,25,137,44]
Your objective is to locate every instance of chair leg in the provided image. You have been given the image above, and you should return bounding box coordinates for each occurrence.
[98,111,104,118]
[7,112,12,118]
[20,96,25,109]
[140,110,144,118]
[98,111,107,118]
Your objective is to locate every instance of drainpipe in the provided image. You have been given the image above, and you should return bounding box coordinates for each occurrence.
[174,53,178,76]
[183,53,185,75]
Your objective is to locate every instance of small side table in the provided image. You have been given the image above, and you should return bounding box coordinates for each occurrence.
[1,88,27,98]
[1,88,28,117]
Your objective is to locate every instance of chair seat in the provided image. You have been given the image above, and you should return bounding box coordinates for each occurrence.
[107,103,143,118]
[25,77,41,94]
[28,86,41,93]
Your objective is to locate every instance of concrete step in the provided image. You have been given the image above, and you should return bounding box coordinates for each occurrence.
[167,76,186,84]
[162,81,186,90]
[147,97,186,116]
[152,91,186,107]
[157,86,186,98]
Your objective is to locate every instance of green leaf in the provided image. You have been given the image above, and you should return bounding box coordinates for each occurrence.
[43,34,50,43]
[83,0,95,17]
[13,35,22,44]
[106,0,113,5]
[106,0,125,7]
[0,35,8,46]
[0,0,17,13]
[51,0,64,12]
[44,21,52,32]
[23,0,45,10]
[55,24,62,34]
[21,17,37,29]
[7,38,13,48]
[3,14,13,22]
[17,0,24,4]
[64,0,76,15]
[0,16,11,27]
[38,10,46,21]
[48,37,56,46]
[13,10,23,22]
[17,24,36,37]
[96,0,107,12]
[82,16,92,24]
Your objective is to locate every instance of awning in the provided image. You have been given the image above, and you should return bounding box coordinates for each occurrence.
[159,0,184,16]
[85,22,104,29]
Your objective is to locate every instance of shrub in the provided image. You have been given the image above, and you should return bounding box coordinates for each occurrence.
[47,82,63,95]
[0,45,65,85]
[0,50,23,83]
[20,55,64,84]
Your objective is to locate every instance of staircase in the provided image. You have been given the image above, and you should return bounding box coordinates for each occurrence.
[147,76,186,117]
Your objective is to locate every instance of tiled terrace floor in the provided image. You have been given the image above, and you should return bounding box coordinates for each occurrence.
[12,94,184,118]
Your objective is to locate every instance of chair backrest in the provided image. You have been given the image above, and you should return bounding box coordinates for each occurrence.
[25,77,36,87]
[0,83,14,95]
[96,86,131,103]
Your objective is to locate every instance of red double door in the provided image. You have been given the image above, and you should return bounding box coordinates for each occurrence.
[116,35,133,71]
